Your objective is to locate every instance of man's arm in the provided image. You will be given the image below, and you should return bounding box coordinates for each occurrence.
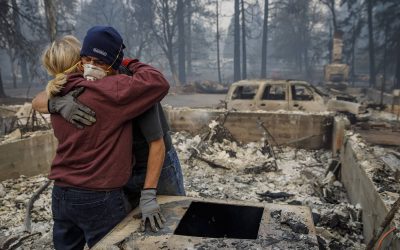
[143,138,165,189]
[136,104,167,232]
[115,59,169,119]
[139,138,166,232]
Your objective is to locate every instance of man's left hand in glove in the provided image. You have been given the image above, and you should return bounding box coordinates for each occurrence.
[139,189,166,232]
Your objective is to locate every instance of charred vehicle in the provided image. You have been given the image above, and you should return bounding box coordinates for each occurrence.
[225,79,367,120]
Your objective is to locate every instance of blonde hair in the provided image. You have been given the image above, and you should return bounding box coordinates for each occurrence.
[42,35,81,97]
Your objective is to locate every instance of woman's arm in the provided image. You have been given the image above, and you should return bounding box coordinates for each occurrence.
[32,91,50,113]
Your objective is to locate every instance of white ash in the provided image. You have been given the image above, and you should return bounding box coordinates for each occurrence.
[1,132,365,249]
[0,175,53,249]
[174,131,365,249]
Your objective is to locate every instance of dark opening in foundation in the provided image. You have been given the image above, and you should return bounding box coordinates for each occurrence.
[174,201,264,239]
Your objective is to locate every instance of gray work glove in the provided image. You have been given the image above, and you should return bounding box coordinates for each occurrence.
[48,87,96,129]
[139,189,166,232]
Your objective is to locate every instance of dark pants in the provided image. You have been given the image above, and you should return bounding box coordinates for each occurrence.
[52,185,130,250]
[124,148,186,208]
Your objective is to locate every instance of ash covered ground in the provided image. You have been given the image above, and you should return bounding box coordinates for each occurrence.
[0,128,366,249]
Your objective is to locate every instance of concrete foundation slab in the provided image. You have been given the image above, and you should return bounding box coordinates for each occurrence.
[93,196,318,249]
[165,107,333,149]
[340,134,400,249]
[0,131,56,181]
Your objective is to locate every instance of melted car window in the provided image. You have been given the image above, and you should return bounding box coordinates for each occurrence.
[262,85,286,100]
[291,85,314,101]
[232,86,259,100]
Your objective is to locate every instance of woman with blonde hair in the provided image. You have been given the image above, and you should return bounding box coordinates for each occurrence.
[38,28,169,249]
[42,35,82,97]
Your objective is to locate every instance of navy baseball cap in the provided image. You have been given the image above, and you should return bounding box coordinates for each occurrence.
[80,26,126,70]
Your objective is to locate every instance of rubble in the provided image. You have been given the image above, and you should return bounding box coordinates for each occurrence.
[346,131,400,200]
[0,129,367,249]
[0,175,53,249]
[0,104,50,144]
[173,129,366,249]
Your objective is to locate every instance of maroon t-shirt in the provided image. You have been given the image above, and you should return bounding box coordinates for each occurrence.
[49,61,169,190]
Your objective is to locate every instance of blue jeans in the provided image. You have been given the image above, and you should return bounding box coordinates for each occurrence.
[124,148,186,208]
[52,185,130,250]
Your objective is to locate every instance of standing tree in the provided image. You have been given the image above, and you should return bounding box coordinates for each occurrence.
[130,0,155,59]
[320,0,338,31]
[320,0,337,65]
[374,0,400,90]
[44,0,57,42]
[1,0,38,89]
[224,1,262,78]
[0,0,7,97]
[0,0,60,90]
[270,0,324,79]
[185,0,192,78]
[342,0,364,85]
[0,68,6,97]
[9,0,19,88]
[216,0,222,83]
[234,0,241,81]
[260,0,269,78]
[241,0,247,79]
[177,0,186,85]
[367,0,376,87]
[152,0,178,84]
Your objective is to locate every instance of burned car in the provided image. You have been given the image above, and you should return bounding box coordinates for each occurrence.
[225,80,367,119]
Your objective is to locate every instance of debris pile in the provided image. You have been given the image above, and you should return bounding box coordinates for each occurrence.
[346,132,400,205]
[174,118,366,249]
[0,175,53,249]
[0,121,366,249]
[0,104,50,144]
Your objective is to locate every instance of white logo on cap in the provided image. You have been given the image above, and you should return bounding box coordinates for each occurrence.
[93,48,107,56]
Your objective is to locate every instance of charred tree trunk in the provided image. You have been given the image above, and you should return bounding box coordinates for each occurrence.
[304,45,310,80]
[241,0,247,79]
[216,0,222,83]
[186,0,192,78]
[380,19,389,105]
[395,41,400,90]
[44,0,57,42]
[260,0,269,79]
[328,24,333,64]
[350,21,356,86]
[152,0,178,85]
[11,0,26,86]
[321,0,337,63]
[367,0,376,88]
[234,0,241,81]
[331,4,337,32]
[0,68,7,98]
[177,0,186,85]
[20,59,29,85]
[8,52,17,89]
[168,49,178,86]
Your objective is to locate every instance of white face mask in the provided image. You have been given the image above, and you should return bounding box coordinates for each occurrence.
[83,64,107,81]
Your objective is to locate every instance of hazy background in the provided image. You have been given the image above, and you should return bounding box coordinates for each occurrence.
[0,0,399,97]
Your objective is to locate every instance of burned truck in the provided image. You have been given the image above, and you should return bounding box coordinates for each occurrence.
[225,79,367,121]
